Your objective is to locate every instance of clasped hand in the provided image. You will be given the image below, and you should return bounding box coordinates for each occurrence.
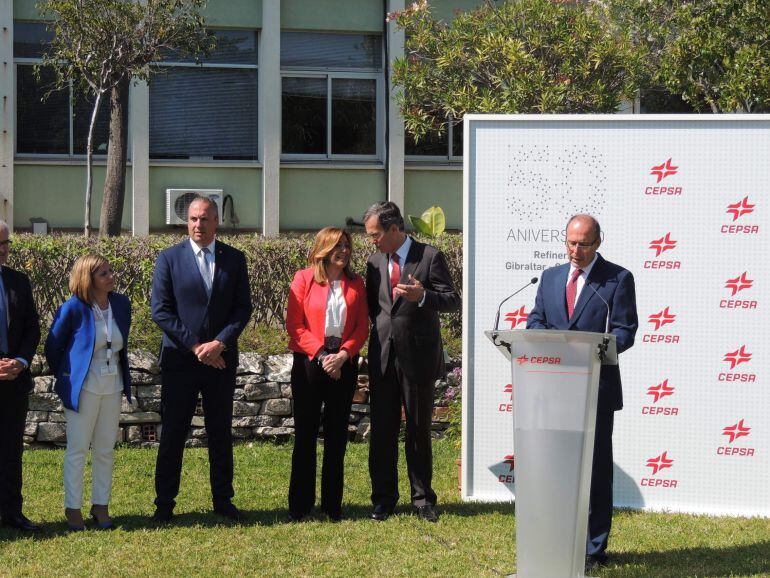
[0,358,25,380]
[193,341,226,369]
[321,350,349,381]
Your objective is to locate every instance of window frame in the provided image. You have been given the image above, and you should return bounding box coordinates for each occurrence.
[405,119,463,164]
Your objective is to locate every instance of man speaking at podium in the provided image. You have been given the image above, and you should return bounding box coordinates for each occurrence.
[526,214,638,570]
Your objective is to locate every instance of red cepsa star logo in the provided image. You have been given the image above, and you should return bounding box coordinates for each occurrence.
[503,383,513,399]
[726,196,755,221]
[646,451,674,475]
[505,306,529,328]
[723,346,752,370]
[647,379,675,403]
[503,454,515,472]
[650,158,679,183]
[648,307,676,330]
[722,419,751,444]
[725,272,753,296]
[649,233,677,257]
[516,355,529,365]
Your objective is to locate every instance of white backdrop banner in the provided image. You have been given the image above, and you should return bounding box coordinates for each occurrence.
[462,115,770,517]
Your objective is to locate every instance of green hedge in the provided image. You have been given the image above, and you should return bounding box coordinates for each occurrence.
[10,232,462,356]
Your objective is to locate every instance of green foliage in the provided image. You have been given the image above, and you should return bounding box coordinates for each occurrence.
[9,232,463,356]
[610,0,770,113]
[389,0,643,140]
[408,205,446,238]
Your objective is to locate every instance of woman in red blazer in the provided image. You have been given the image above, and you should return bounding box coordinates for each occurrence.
[286,227,368,521]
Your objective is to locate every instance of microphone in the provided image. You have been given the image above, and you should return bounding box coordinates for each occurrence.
[584,280,611,360]
[493,277,539,331]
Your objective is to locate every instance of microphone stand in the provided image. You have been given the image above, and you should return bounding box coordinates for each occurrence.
[491,277,539,350]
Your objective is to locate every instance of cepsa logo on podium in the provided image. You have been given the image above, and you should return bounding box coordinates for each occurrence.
[645,159,682,196]
[643,307,679,343]
[498,454,515,485]
[722,196,759,235]
[718,419,755,457]
[642,379,678,416]
[720,346,755,383]
[645,233,680,270]
[720,272,756,310]
[499,383,513,413]
[641,451,677,488]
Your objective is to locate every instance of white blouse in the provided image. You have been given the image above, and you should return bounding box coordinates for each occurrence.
[82,305,124,395]
[324,280,347,338]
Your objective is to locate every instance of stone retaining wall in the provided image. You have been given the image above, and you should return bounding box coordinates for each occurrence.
[25,351,459,448]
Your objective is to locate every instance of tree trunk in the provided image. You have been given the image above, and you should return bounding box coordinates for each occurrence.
[83,90,104,238]
[100,77,130,237]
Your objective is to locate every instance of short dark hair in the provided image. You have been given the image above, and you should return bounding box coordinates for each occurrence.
[189,195,219,219]
[362,201,404,231]
[566,214,601,240]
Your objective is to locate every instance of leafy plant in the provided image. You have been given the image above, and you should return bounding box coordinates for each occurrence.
[408,205,446,238]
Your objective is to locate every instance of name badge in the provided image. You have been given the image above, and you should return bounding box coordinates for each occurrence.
[100,364,118,377]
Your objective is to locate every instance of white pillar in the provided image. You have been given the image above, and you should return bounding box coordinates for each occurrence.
[259,0,281,237]
[386,0,405,210]
[130,78,150,236]
[0,1,13,229]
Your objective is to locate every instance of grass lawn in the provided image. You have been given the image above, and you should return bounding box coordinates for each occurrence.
[1,440,768,577]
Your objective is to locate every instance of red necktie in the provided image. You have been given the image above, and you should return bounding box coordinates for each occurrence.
[390,253,401,300]
[566,268,583,319]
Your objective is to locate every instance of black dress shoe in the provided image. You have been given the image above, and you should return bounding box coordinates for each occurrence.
[1,514,42,532]
[213,502,242,522]
[415,505,438,523]
[151,508,174,524]
[369,507,393,521]
[585,554,608,573]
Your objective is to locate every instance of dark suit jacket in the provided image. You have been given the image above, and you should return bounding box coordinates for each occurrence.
[527,253,638,412]
[1,266,41,393]
[151,239,252,371]
[366,239,460,385]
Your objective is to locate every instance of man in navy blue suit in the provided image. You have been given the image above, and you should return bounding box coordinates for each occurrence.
[151,196,252,522]
[527,214,638,570]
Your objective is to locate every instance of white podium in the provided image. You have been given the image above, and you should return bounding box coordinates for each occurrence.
[485,329,616,578]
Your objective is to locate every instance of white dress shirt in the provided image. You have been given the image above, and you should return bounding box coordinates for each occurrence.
[190,238,216,291]
[324,279,347,338]
[566,253,599,304]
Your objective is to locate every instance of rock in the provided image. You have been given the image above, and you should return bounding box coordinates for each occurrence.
[232,401,261,416]
[126,426,142,443]
[233,388,245,401]
[191,427,207,438]
[185,438,206,448]
[127,350,159,374]
[265,354,293,382]
[136,385,162,398]
[352,389,368,404]
[281,384,292,399]
[138,398,161,412]
[26,411,48,422]
[119,412,161,424]
[355,417,371,442]
[231,428,251,438]
[24,422,38,437]
[37,423,67,442]
[191,416,206,427]
[49,412,67,423]
[351,404,370,414]
[235,374,265,387]
[357,374,369,387]
[253,426,293,437]
[121,398,137,413]
[33,376,54,393]
[237,352,265,375]
[129,371,158,385]
[243,382,281,401]
[252,415,280,427]
[30,354,49,377]
[28,393,63,412]
[261,398,291,416]
[281,417,295,427]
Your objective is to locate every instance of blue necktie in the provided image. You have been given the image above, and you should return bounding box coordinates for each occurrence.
[0,273,9,355]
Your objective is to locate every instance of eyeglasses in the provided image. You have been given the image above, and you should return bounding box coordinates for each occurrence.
[566,239,597,249]
[0,240,12,247]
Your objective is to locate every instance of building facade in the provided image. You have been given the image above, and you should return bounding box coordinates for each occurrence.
[2,0,655,234]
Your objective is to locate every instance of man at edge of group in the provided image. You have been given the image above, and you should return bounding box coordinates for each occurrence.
[363,201,460,523]
[526,214,638,571]
[151,196,252,523]
[0,220,42,532]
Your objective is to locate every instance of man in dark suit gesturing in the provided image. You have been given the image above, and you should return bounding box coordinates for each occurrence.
[0,220,41,532]
[527,214,638,569]
[363,202,460,523]
[151,197,252,522]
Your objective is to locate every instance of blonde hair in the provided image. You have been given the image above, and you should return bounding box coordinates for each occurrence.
[308,227,354,284]
[69,254,110,303]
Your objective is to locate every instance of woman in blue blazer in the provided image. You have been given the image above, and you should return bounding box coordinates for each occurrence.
[45,254,131,531]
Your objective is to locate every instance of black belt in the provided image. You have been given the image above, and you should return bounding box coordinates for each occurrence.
[324,336,342,353]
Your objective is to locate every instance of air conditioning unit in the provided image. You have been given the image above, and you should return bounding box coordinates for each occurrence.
[165,189,223,225]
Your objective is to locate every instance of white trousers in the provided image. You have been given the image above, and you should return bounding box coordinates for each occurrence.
[63,389,122,509]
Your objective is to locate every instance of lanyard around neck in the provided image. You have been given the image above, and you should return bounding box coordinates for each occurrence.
[92,302,114,365]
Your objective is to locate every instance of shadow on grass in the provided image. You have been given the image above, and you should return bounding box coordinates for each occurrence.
[603,541,770,577]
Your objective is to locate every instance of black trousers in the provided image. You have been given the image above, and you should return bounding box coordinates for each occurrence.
[369,355,436,509]
[288,353,356,518]
[0,387,28,520]
[155,365,236,511]
[587,410,615,558]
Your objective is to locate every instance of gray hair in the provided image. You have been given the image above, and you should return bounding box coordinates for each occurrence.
[189,195,219,219]
[362,201,404,231]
